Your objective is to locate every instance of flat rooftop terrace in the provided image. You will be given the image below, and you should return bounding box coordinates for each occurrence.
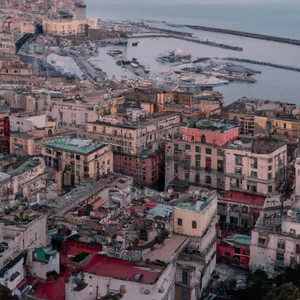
[44,138,107,154]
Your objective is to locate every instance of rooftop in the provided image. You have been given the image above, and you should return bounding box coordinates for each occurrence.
[222,98,295,114]
[44,138,107,154]
[192,119,238,133]
[226,137,287,154]
[143,234,188,263]
[175,190,217,213]
[34,278,65,300]
[82,255,162,284]
[222,191,265,207]
[0,172,11,184]
[222,234,251,246]
[147,204,174,219]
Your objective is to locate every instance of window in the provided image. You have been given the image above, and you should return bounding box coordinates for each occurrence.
[205,175,211,184]
[277,240,285,250]
[201,134,206,144]
[182,271,188,284]
[258,237,267,245]
[268,165,272,171]
[195,155,201,167]
[268,173,272,180]
[284,123,287,129]
[251,158,257,169]
[296,244,300,254]
[195,146,200,153]
[76,155,80,160]
[174,144,178,150]
[107,160,110,165]
[185,156,191,166]
[268,158,273,163]
[182,290,189,300]
[235,167,242,175]
[242,206,248,213]
[251,171,257,178]
[217,160,224,173]
[195,173,200,183]
[268,186,273,193]
[206,148,212,155]
[206,157,211,171]
[184,171,189,181]
[93,126,96,132]
[178,218,183,226]
[185,144,191,150]
[276,252,284,266]
[192,220,197,229]
[217,148,223,157]
[235,155,243,165]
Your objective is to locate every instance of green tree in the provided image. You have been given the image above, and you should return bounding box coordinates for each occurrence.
[229,269,271,300]
[0,284,19,300]
[264,283,300,300]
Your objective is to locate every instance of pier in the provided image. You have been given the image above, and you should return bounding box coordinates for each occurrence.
[130,34,243,51]
[185,25,300,46]
[226,58,300,73]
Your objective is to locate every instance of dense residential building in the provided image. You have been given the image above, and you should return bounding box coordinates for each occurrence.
[217,234,251,269]
[218,190,265,230]
[221,98,296,137]
[0,33,16,57]
[42,18,96,36]
[224,137,288,196]
[249,199,300,275]
[0,215,47,269]
[173,189,218,299]
[43,138,113,186]
[47,97,100,132]
[85,113,181,187]
[165,120,239,190]
[0,106,10,152]
[157,90,223,118]
[10,131,44,156]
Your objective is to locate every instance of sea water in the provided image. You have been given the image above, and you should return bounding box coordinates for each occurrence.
[85,0,300,104]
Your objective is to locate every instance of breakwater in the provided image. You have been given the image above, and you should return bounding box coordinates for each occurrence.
[226,58,300,73]
[185,25,300,46]
[130,34,243,51]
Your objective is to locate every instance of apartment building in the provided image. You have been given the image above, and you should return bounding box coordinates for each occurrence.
[218,190,265,230]
[173,190,218,299]
[43,18,96,36]
[224,137,288,196]
[0,215,47,269]
[0,33,16,57]
[73,3,87,20]
[47,97,100,132]
[157,90,223,118]
[10,131,44,156]
[250,201,300,275]
[165,120,239,190]
[85,113,181,186]
[0,106,10,153]
[0,215,47,295]
[221,98,295,137]
[0,61,33,76]
[43,138,113,186]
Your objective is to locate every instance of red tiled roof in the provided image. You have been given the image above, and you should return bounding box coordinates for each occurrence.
[62,240,102,257]
[35,278,65,300]
[82,255,162,284]
[223,191,265,207]
[143,200,158,209]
